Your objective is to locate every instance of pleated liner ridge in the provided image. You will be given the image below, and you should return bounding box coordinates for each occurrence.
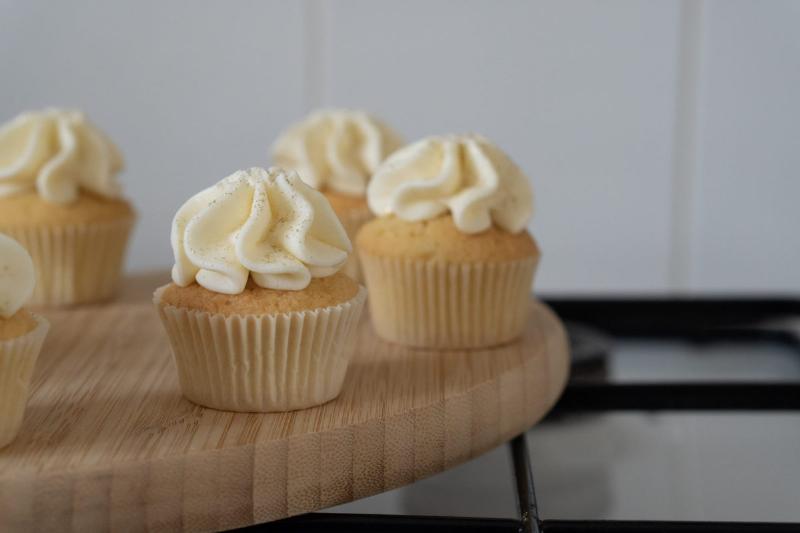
[359,252,539,349]
[337,203,373,283]
[154,286,367,413]
[1,216,135,306]
[0,316,49,448]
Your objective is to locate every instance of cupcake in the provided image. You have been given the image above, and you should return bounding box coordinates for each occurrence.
[0,108,136,306]
[358,134,539,349]
[272,109,403,281]
[154,167,366,412]
[0,233,49,448]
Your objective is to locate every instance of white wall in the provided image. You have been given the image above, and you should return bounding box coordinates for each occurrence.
[1,0,798,294]
[689,0,800,292]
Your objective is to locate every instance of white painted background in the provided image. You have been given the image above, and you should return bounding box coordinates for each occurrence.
[1,0,798,294]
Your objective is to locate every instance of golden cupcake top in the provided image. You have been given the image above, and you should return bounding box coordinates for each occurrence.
[357,215,539,263]
[0,191,135,227]
[160,271,359,315]
[0,309,38,341]
[171,167,352,295]
[367,134,534,234]
[272,109,404,197]
[0,108,124,205]
[0,233,35,319]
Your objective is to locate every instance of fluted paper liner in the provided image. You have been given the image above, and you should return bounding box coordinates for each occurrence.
[359,252,539,349]
[154,286,367,412]
[1,216,135,306]
[335,204,373,283]
[0,315,49,448]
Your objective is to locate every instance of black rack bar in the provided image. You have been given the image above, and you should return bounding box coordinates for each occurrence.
[255,515,800,532]
[540,520,800,532]
[250,513,519,532]
[511,434,540,533]
[543,297,800,338]
[553,383,800,412]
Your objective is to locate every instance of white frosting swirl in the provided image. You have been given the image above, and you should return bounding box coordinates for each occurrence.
[367,134,534,234]
[272,109,404,196]
[0,108,123,204]
[0,233,35,319]
[172,167,352,294]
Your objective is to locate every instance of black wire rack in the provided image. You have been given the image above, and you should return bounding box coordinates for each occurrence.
[242,296,800,533]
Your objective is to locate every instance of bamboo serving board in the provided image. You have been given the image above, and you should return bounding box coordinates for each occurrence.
[0,273,569,532]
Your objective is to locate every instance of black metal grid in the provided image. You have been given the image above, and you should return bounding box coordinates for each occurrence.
[243,296,800,532]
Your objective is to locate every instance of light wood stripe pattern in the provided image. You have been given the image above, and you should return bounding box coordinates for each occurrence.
[0,281,569,532]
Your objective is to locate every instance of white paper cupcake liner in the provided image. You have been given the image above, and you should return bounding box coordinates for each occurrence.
[359,253,539,349]
[154,286,367,412]
[0,315,49,448]
[1,217,135,307]
[335,204,373,283]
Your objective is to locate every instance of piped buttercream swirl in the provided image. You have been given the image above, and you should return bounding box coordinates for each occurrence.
[272,109,404,196]
[367,134,533,234]
[0,108,123,204]
[171,167,351,294]
[0,233,35,318]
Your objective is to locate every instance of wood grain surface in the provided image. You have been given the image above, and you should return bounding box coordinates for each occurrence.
[0,275,569,532]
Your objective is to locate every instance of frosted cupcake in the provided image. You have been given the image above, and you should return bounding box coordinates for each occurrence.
[0,233,49,448]
[154,167,366,412]
[358,134,539,349]
[0,109,136,306]
[272,109,403,280]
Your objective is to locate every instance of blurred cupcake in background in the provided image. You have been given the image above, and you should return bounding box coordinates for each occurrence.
[154,167,366,412]
[272,109,403,281]
[358,133,539,349]
[0,233,49,448]
[0,108,136,306]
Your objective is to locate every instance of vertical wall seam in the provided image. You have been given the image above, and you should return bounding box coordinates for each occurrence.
[302,0,325,111]
[669,0,705,292]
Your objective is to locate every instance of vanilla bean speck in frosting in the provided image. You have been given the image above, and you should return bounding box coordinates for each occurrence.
[272,109,404,196]
[0,233,35,319]
[367,134,534,234]
[0,109,124,204]
[171,167,352,294]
